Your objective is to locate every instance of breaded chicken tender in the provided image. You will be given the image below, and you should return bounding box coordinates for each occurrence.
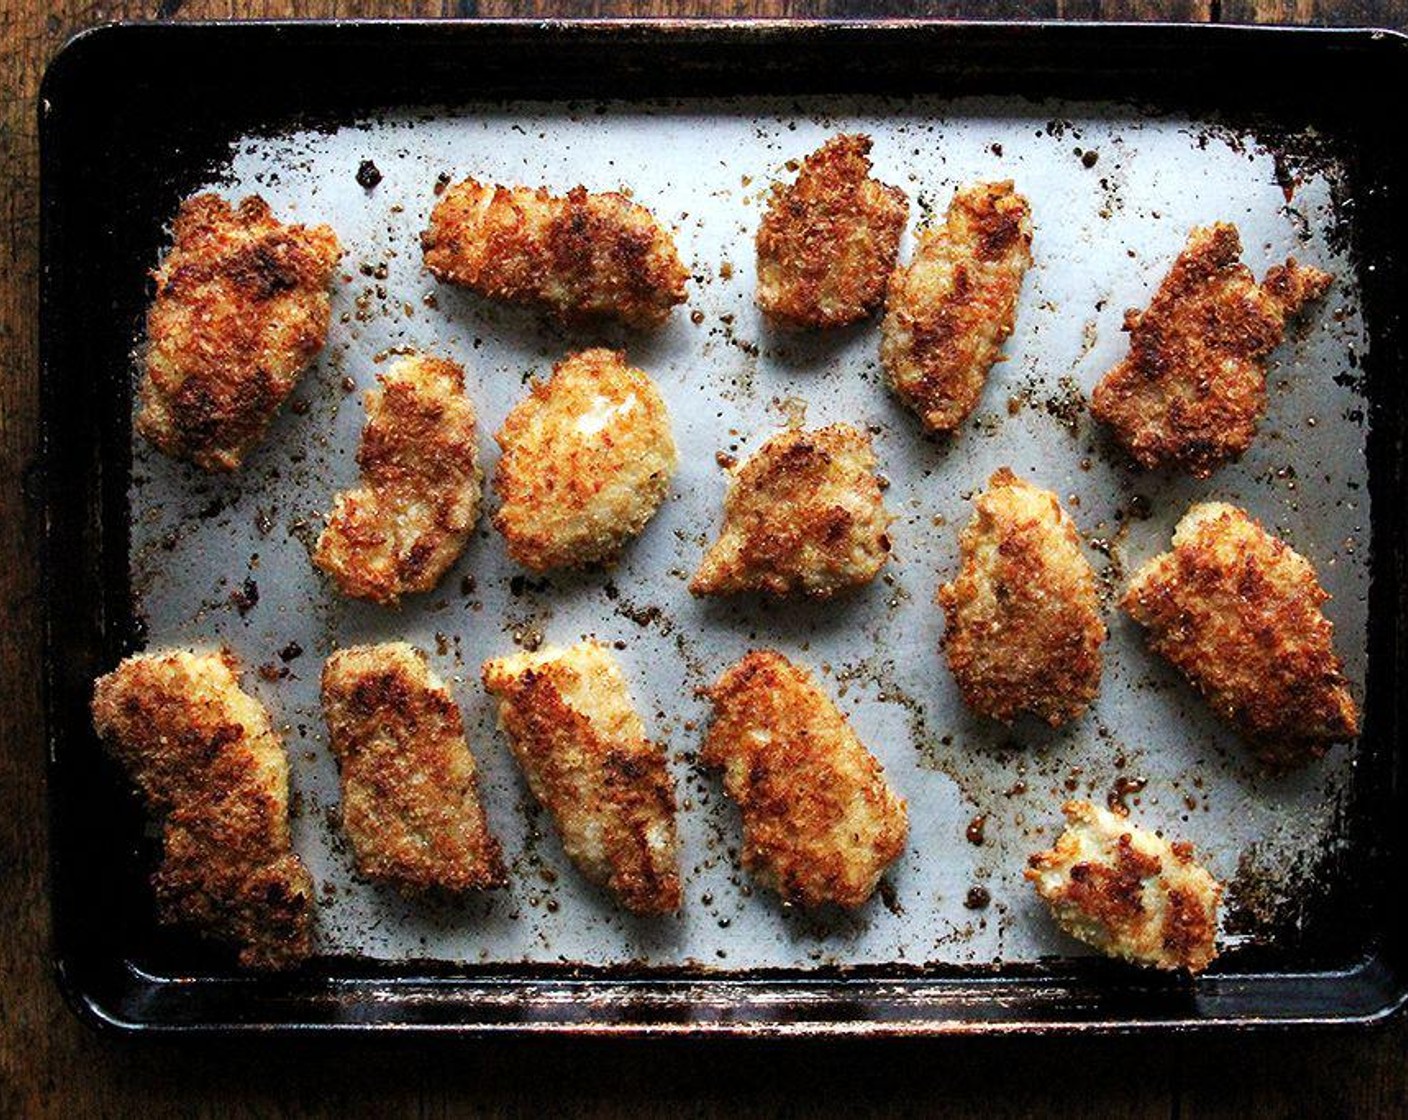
[90,650,315,970]
[321,643,505,893]
[755,134,909,328]
[139,194,341,472]
[690,424,892,599]
[1026,800,1222,974]
[938,468,1105,726]
[482,641,681,914]
[493,349,676,571]
[1090,223,1332,478]
[422,178,688,328]
[702,650,908,909]
[1123,502,1358,767]
[880,181,1033,432]
[314,354,481,605]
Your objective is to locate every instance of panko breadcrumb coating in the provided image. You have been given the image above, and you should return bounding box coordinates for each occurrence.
[90,650,315,970]
[1026,800,1222,974]
[139,194,342,472]
[482,641,681,914]
[314,354,481,605]
[1090,223,1332,478]
[493,349,676,572]
[421,178,688,328]
[1123,502,1358,767]
[880,181,1033,432]
[938,468,1105,726]
[755,134,909,328]
[703,650,908,909]
[321,643,505,893]
[690,424,892,599]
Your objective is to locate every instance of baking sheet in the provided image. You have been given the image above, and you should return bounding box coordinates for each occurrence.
[127,95,1369,971]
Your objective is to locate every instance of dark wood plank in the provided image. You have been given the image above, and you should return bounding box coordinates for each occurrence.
[1220,0,1408,22]
[1174,1032,1408,1120]
[2,3,1405,1119]
[473,0,820,16]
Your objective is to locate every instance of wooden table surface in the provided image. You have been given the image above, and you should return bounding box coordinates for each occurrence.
[4,2,1406,1116]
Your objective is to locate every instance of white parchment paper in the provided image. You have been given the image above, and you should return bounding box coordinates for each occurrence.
[129,96,1369,970]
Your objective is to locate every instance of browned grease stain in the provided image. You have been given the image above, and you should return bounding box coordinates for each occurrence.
[1107,774,1148,814]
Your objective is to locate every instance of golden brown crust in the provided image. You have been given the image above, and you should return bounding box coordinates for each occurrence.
[880,181,1033,432]
[702,650,908,909]
[422,179,687,328]
[1090,223,1332,478]
[482,642,681,914]
[938,468,1105,726]
[493,349,676,572]
[321,643,506,893]
[690,424,892,599]
[314,354,481,605]
[90,650,315,970]
[1123,502,1359,767]
[755,134,909,328]
[139,194,342,472]
[1026,800,1221,974]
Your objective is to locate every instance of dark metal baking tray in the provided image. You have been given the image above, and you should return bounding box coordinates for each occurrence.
[40,18,1408,1035]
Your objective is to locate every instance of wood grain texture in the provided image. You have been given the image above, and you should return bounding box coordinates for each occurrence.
[3,2,1407,1118]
